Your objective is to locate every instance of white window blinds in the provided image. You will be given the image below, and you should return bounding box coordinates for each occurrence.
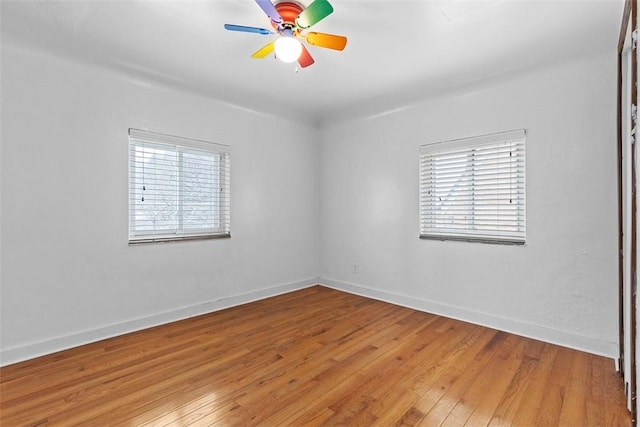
[419,129,526,244]
[128,129,230,244]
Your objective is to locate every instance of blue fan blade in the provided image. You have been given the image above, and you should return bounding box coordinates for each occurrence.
[224,24,273,35]
[255,0,282,23]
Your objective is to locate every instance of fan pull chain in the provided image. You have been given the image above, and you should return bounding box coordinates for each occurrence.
[509,149,512,204]
[142,145,146,202]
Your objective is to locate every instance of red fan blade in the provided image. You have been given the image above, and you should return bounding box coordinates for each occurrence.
[298,45,315,68]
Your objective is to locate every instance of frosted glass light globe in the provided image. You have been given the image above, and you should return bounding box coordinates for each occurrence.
[275,36,302,63]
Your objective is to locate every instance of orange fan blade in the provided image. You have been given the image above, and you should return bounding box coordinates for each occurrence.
[298,44,315,68]
[305,32,347,51]
[251,42,275,59]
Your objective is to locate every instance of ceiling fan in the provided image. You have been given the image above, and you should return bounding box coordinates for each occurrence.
[224,0,347,68]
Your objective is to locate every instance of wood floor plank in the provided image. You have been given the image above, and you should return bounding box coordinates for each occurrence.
[463,339,529,426]
[488,358,537,425]
[396,327,500,425]
[363,323,493,423]
[530,347,574,426]
[437,333,523,426]
[256,309,445,425]
[558,350,589,425]
[585,354,606,426]
[509,343,559,426]
[605,355,632,426]
[81,291,372,425]
[320,328,462,425]
[0,286,630,426]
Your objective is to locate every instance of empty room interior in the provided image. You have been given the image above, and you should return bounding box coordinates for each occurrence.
[1,0,638,425]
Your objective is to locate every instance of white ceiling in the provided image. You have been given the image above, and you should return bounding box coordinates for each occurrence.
[1,0,624,126]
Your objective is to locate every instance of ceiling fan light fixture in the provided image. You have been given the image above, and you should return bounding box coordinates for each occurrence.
[274,36,302,63]
[224,0,345,68]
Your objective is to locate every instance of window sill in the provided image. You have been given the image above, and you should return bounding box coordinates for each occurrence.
[129,233,231,245]
[419,235,525,246]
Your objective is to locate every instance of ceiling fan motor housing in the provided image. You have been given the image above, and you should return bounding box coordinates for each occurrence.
[223,0,346,68]
[272,1,304,31]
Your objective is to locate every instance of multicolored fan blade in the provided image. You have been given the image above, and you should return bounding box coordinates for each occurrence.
[296,0,334,29]
[305,32,347,51]
[298,45,315,68]
[255,0,282,24]
[251,42,275,59]
[224,24,273,35]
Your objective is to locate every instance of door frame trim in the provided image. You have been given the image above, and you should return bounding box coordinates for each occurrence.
[618,0,636,424]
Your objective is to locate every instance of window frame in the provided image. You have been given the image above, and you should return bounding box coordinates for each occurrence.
[128,129,231,245]
[419,129,526,245]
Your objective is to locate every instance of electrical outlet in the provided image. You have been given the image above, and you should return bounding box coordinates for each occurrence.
[352,264,357,274]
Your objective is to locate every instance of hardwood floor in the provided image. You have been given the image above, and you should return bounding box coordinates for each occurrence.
[0,286,631,426]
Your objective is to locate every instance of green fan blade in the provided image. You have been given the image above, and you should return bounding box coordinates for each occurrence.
[296,0,334,29]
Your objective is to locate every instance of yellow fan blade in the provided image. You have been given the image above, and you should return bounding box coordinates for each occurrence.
[251,42,275,59]
[305,32,347,51]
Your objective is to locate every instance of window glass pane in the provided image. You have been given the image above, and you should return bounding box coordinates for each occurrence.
[132,144,179,234]
[419,130,525,244]
[128,129,230,243]
[182,150,220,231]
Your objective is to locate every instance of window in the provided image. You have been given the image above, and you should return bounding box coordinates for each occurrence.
[419,129,525,244]
[128,129,230,244]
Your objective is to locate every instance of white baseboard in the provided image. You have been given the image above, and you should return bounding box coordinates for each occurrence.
[0,277,319,367]
[320,277,618,359]
[2,276,617,366]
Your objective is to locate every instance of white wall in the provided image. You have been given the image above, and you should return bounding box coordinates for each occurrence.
[0,41,621,364]
[0,44,320,365]
[319,52,619,357]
